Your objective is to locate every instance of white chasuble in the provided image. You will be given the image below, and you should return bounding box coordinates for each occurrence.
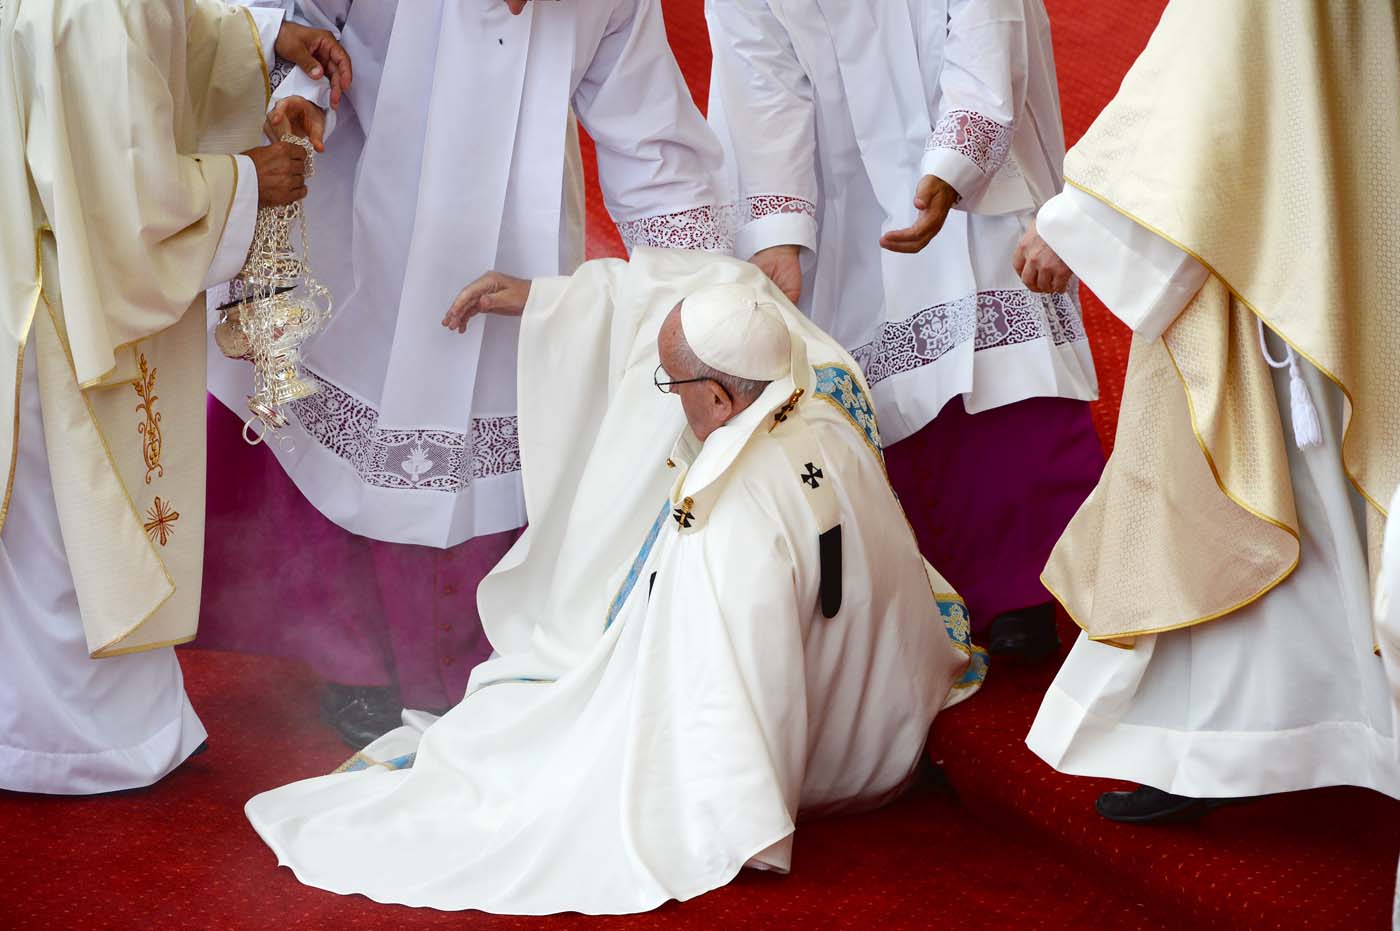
[705,0,1097,444]
[210,0,730,549]
[245,250,984,914]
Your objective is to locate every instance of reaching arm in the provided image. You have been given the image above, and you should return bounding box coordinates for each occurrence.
[574,0,730,254]
[920,0,1029,208]
[705,0,819,263]
[442,272,533,333]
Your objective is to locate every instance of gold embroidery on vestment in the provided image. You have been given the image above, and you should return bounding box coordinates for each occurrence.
[768,388,805,433]
[144,496,180,546]
[131,353,165,483]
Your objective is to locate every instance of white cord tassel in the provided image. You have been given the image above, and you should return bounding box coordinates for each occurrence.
[1257,317,1323,449]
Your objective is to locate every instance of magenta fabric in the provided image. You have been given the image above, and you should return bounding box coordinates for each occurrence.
[197,398,520,710]
[883,396,1104,636]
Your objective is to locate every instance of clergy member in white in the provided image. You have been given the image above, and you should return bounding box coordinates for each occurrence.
[0,0,350,793]
[1019,0,1400,823]
[704,0,1104,663]
[202,0,733,744]
[245,249,984,914]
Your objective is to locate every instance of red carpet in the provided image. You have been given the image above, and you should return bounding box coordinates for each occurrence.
[4,1,1397,929]
[932,618,1400,930]
[0,651,1169,931]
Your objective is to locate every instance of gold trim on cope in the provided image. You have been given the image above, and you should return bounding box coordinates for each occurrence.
[0,229,43,535]
[241,6,272,104]
[1066,176,1382,517]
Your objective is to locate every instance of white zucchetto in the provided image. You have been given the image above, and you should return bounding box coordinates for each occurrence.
[680,283,792,381]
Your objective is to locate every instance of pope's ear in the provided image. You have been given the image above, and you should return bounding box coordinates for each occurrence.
[710,383,730,408]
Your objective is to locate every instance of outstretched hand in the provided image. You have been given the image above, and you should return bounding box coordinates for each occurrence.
[879,174,958,254]
[275,21,353,109]
[442,271,532,333]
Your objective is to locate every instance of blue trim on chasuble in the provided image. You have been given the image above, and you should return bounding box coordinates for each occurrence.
[336,751,417,774]
[606,499,671,630]
[465,502,671,698]
[813,365,882,452]
[938,596,989,689]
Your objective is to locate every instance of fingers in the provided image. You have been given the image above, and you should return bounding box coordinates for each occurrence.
[911,174,939,212]
[324,39,353,107]
[879,214,939,254]
[264,104,288,142]
[1018,257,1071,293]
[1019,261,1038,290]
[273,100,326,151]
[265,186,308,208]
[303,34,353,109]
[443,276,497,332]
[285,44,325,82]
[292,100,326,152]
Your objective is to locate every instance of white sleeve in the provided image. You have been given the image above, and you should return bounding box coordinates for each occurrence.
[920,0,1026,205]
[203,154,260,290]
[242,4,285,73]
[573,0,730,253]
[1036,187,1208,342]
[705,0,819,260]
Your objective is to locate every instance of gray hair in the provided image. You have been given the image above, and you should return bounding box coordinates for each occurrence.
[673,329,770,404]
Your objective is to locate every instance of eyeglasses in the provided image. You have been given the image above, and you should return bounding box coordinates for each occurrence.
[654,363,731,402]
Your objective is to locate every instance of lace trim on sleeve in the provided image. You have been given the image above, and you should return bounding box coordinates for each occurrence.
[741,194,816,224]
[926,109,1014,176]
[615,205,733,253]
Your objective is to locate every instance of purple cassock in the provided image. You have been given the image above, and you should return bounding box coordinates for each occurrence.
[884,395,1105,636]
[197,399,519,711]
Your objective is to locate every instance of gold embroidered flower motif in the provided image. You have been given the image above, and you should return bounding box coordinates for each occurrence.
[144,496,180,546]
[131,353,164,484]
[943,602,972,644]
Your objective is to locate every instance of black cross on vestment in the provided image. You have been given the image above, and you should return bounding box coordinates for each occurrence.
[801,462,824,489]
[672,506,694,528]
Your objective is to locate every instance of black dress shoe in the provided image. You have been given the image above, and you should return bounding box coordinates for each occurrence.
[320,683,399,720]
[986,602,1060,662]
[320,684,403,750]
[190,740,209,757]
[1096,785,1253,824]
